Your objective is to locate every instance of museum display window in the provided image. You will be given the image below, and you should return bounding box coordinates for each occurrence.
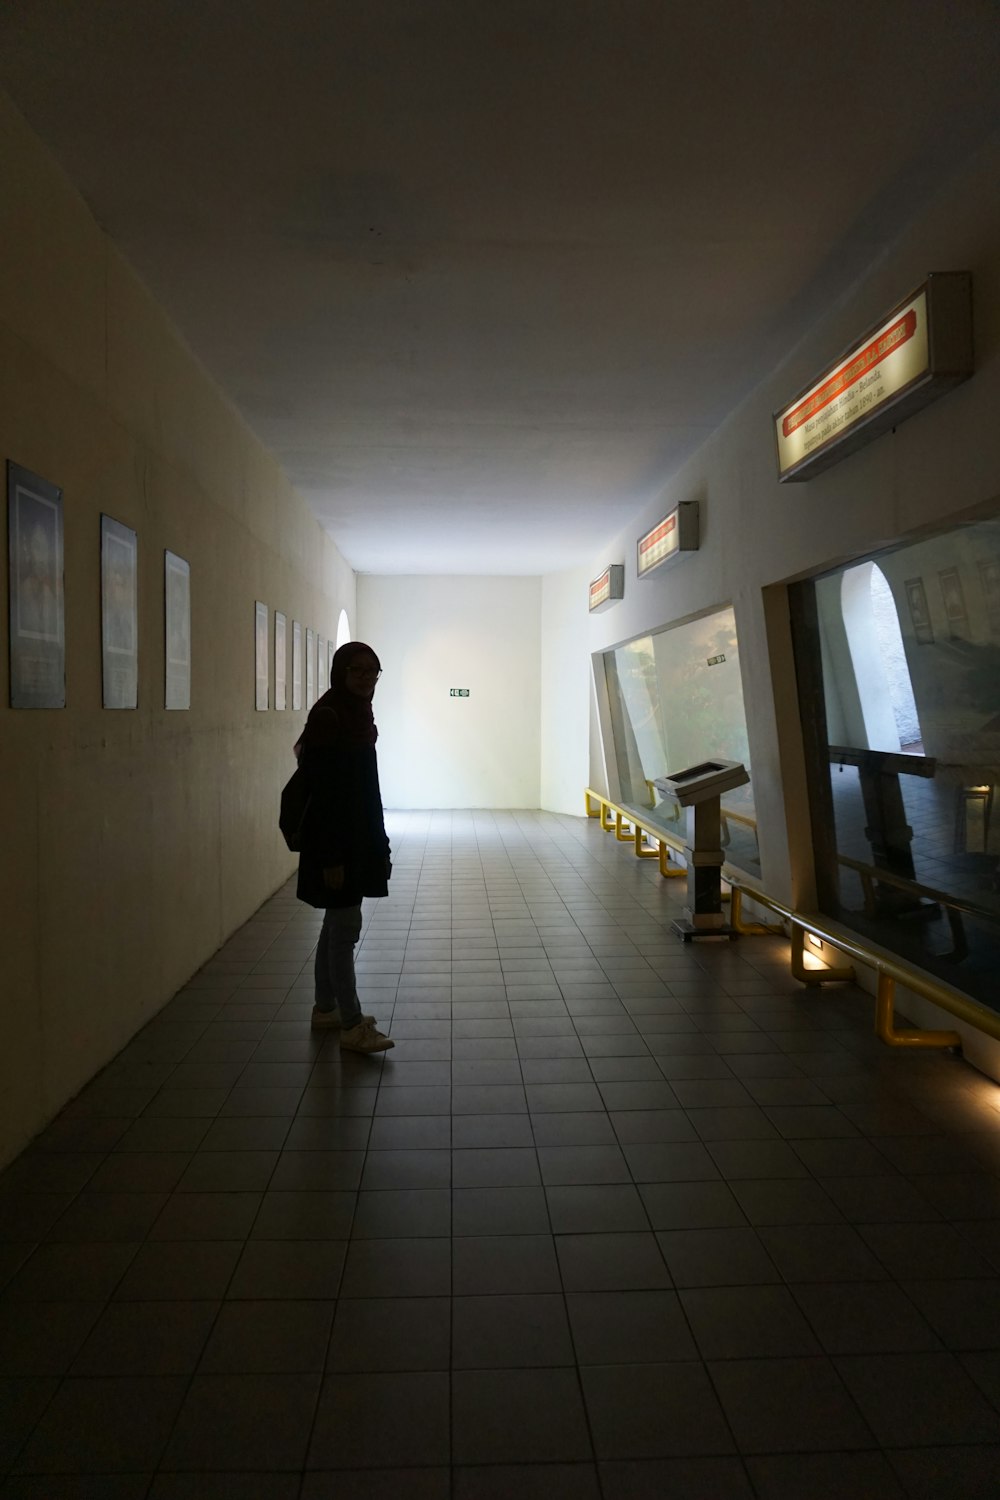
[790,513,1000,1011]
[599,606,760,877]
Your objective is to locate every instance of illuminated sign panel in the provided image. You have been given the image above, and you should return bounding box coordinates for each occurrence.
[589,563,624,612]
[637,501,699,578]
[774,273,972,482]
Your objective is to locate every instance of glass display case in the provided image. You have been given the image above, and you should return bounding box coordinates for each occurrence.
[790,514,1000,1011]
[599,606,760,877]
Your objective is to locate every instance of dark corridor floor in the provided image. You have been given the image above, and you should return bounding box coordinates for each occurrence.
[2,809,1000,1498]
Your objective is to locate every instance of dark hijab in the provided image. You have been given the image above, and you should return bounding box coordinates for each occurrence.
[297,641,380,752]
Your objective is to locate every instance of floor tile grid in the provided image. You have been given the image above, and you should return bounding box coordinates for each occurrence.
[370,822,1000,1476]
[1,810,1000,1493]
[0,812,701,1488]
[374,822,1000,1488]
[340,814,690,1484]
[302,816,1000,1494]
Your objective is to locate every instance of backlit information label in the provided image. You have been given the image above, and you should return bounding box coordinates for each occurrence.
[590,570,611,608]
[638,514,677,573]
[775,288,932,479]
[588,564,624,612]
[636,502,699,578]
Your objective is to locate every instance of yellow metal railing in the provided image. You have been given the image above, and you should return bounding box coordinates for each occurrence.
[585,788,686,877]
[586,787,1000,1054]
[727,879,1000,1050]
[585,787,779,931]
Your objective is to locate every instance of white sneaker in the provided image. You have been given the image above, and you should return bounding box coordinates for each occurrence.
[311,1007,376,1031]
[339,1018,395,1053]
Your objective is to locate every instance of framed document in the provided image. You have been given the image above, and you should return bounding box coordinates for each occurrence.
[317,635,326,695]
[274,610,287,710]
[255,601,269,709]
[904,577,934,646]
[165,551,191,709]
[306,627,315,708]
[328,638,336,680]
[292,619,302,711]
[101,515,138,709]
[979,558,1000,628]
[7,461,65,708]
[938,567,968,639]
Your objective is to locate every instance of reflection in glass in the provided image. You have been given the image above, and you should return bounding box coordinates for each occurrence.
[601,607,759,876]
[164,550,190,711]
[798,513,1000,1012]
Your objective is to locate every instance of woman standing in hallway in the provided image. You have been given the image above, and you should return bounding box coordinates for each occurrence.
[295,641,395,1054]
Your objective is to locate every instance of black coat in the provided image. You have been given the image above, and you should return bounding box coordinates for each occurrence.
[296,743,391,909]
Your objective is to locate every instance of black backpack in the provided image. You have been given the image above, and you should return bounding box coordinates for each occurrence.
[279,767,310,852]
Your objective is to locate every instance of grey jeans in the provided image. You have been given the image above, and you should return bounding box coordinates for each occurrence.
[314,905,364,1026]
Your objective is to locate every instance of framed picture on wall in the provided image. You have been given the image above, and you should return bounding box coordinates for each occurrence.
[292,619,302,710]
[274,610,286,710]
[978,558,1000,628]
[7,461,65,707]
[255,601,269,709]
[328,638,336,680]
[165,550,191,709]
[938,566,968,639]
[904,576,934,645]
[101,515,138,708]
[317,635,325,695]
[306,627,315,708]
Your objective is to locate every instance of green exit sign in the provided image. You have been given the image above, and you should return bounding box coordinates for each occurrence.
[450,688,470,697]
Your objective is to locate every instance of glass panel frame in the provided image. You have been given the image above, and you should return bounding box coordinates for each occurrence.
[790,510,1000,1013]
[596,604,760,878]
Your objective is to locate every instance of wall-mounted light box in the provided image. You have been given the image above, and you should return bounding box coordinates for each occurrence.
[637,501,700,578]
[774,272,972,482]
[589,564,624,612]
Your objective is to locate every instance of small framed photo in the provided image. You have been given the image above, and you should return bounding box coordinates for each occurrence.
[904,576,934,645]
[292,620,302,710]
[101,515,138,709]
[7,461,65,707]
[274,610,287,710]
[306,627,315,708]
[165,551,191,709]
[255,601,269,710]
[938,566,968,639]
[317,635,326,696]
[979,558,1000,626]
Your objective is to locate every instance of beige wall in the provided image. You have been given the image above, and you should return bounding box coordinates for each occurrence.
[357,575,542,809]
[0,93,355,1168]
[540,568,590,816]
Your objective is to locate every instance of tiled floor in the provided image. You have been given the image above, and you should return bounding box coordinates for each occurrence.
[3,809,1000,1498]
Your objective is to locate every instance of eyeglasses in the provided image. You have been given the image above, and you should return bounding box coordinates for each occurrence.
[346,663,381,680]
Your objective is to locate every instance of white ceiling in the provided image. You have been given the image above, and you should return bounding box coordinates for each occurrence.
[2,1,999,573]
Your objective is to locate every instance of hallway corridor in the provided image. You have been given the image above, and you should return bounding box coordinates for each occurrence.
[2,810,1000,1497]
